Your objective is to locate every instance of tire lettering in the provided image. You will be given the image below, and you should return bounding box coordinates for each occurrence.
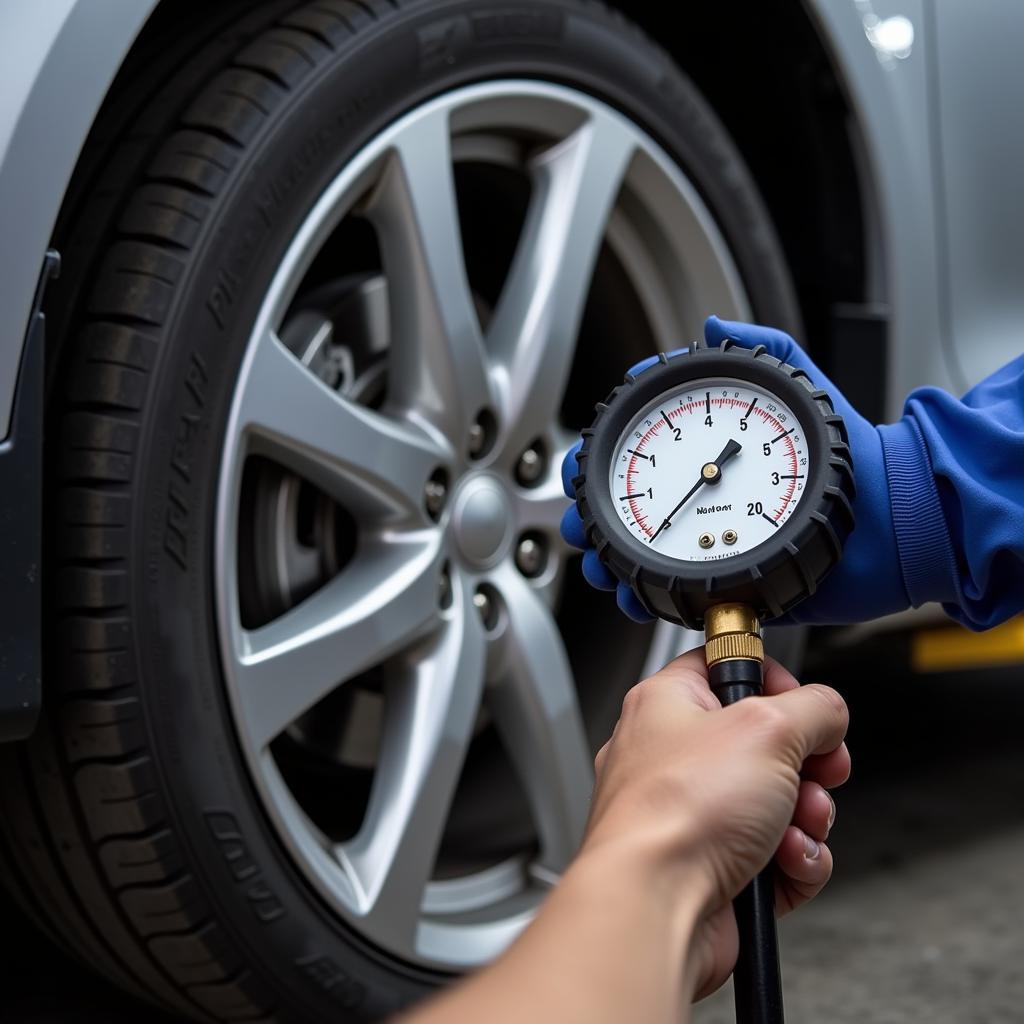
[163,483,189,571]
[183,351,208,406]
[418,17,471,71]
[171,413,200,483]
[205,811,286,924]
[295,954,367,1009]
[472,10,564,41]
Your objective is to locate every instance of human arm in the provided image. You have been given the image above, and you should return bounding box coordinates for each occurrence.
[397,652,849,1024]
[562,315,1024,628]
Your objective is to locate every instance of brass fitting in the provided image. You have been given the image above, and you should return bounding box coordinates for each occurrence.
[704,603,763,666]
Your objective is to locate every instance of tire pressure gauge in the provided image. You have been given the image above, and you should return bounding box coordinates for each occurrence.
[572,339,856,1024]
[574,340,855,628]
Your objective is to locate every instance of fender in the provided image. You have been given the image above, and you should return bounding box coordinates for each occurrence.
[0,0,158,441]
[0,251,58,740]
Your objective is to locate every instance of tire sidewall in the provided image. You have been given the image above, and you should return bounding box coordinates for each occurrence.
[131,2,798,1019]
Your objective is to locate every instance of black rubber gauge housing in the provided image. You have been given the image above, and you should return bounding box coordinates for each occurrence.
[573,341,856,629]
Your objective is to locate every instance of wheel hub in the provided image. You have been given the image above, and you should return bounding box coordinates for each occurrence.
[451,476,511,569]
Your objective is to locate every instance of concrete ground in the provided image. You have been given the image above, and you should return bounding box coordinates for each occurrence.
[4,665,1023,1022]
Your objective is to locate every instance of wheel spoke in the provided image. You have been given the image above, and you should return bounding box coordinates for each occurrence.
[232,535,445,749]
[641,622,705,680]
[367,106,493,444]
[339,576,487,948]
[488,111,636,454]
[237,328,448,522]
[487,566,594,873]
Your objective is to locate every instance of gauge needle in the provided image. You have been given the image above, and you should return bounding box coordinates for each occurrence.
[648,438,742,544]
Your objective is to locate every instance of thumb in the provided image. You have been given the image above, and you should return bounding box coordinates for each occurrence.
[700,315,843,403]
[703,315,859,431]
[704,315,815,376]
[561,438,583,499]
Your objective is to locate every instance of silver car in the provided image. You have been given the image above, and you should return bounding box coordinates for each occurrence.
[0,1,1014,1019]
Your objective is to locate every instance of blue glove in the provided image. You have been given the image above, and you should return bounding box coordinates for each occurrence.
[560,441,655,624]
[561,316,914,625]
[560,347,689,622]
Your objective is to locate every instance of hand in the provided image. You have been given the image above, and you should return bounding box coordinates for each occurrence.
[561,316,910,624]
[398,650,848,1024]
[582,649,850,1000]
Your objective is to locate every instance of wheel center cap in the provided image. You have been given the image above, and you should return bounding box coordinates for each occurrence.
[452,477,511,568]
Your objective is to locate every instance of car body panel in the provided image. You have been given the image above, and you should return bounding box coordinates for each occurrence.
[931,0,1024,389]
[806,0,959,415]
[0,0,157,440]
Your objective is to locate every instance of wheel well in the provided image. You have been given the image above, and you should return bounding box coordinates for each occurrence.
[627,1,873,346]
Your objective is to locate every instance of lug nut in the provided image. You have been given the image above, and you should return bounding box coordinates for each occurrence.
[424,480,446,517]
[424,469,448,520]
[515,443,545,486]
[468,409,497,460]
[723,529,738,546]
[515,534,548,578]
[698,532,715,549]
[468,422,486,457]
[473,586,500,630]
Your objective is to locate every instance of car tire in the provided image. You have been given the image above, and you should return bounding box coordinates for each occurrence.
[0,1,800,1021]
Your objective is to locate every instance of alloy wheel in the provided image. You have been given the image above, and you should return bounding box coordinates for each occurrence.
[215,80,750,969]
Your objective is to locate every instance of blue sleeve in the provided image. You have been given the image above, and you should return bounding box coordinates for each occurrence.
[880,352,1024,630]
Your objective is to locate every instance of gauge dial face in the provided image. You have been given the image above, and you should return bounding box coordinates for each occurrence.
[608,377,809,562]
